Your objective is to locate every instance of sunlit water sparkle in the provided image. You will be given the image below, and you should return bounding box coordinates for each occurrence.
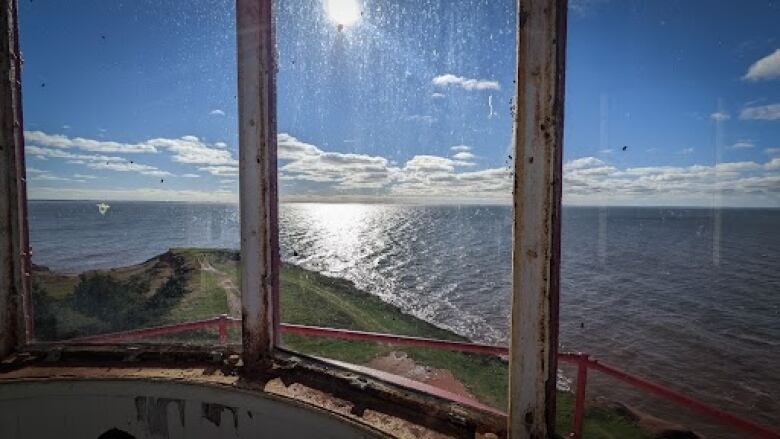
[28,201,780,430]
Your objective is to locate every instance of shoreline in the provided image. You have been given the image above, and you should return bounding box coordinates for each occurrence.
[32,247,688,437]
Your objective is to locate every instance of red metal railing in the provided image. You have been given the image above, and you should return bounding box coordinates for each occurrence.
[70,316,780,439]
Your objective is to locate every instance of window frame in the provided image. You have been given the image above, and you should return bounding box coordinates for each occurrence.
[0,0,567,437]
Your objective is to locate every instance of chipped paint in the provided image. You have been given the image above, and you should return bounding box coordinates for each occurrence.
[508,0,567,438]
[237,0,280,369]
[0,354,505,438]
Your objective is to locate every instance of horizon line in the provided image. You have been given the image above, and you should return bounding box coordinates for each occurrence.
[24,198,780,209]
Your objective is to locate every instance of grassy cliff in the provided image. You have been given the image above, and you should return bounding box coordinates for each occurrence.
[33,248,650,438]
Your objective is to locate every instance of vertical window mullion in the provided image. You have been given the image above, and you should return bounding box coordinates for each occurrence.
[237,0,280,369]
[0,0,29,358]
[509,0,567,437]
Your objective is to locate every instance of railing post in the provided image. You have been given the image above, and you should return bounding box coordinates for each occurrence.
[570,354,589,439]
[218,314,228,345]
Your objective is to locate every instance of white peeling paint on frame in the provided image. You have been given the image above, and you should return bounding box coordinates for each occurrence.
[509,0,567,438]
[237,0,280,368]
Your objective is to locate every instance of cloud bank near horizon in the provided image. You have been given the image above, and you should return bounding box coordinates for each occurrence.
[23,130,780,207]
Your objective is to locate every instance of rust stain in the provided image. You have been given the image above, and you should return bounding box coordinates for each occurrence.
[0,353,505,438]
[509,0,566,438]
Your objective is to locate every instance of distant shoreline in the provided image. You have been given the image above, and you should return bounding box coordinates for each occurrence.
[30,247,660,437]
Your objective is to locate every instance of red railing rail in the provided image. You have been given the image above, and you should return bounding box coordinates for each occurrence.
[69,316,780,439]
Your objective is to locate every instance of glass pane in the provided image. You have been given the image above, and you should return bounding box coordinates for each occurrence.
[276,0,515,410]
[559,2,779,438]
[21,1,241,345]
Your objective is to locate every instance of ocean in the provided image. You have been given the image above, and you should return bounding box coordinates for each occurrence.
[28,201,780,431]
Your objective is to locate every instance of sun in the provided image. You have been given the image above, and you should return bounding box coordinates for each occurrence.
[325,0,361,28]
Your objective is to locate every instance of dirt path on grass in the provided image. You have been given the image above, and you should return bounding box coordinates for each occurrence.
[199,258,241,317]
[368,351,476,400]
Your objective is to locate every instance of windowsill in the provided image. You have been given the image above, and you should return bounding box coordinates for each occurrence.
[0,346,506,438]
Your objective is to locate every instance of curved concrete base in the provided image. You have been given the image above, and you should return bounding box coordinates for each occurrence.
[0,379,386,439]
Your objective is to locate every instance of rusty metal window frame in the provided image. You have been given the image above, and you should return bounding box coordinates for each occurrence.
[0,0,567,437]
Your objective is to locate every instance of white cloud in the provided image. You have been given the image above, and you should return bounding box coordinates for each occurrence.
[25,145,170,177]
[26,168,87,183]
[715,161,763,172]
[278,134,401,190]
[62,125,70,130]
[28,187,237,203]
[564,157,607,171]
[199,165,239,177]
[145,136,237,166]
[404,155,457,173]
[709,112,730,122]
[278,135,494,195]
[27,130,779,206]
[393,166,511,200]
[431,93,445,99]
[26,131,237,169]
[283,151,395,189]
[453,151,475,161]
[740,103,780,120]
[24,131,157,153]
[679,147,694,155]
[278,133,322,161]
[210,109,226,116]
[730,141,755,149]
[743,49,780,81]
[563,155,780,206]
[432,74,500,91]
[72,173,99,179]
[25,145,125,163]
[88,161,171,177]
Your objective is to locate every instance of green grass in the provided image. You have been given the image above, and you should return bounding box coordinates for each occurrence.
[555,393,653,439]
[166,268,229,322]
[33,248,650,438]
[32,267,79,300]
[278,264,509,406]
[280,264,463,340]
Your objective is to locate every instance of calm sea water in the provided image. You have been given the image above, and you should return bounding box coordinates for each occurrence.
[28,201,780,429]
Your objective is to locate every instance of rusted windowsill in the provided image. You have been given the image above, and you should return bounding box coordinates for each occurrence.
[0,345,506,439]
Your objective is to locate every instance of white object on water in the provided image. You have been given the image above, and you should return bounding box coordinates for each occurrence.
[96,202,110,215]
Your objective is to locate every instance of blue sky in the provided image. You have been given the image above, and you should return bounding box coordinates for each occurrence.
[19,0,780,206]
